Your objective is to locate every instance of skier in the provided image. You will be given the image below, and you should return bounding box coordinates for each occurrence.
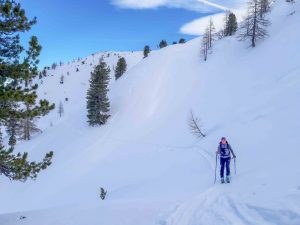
[216,137,236,183]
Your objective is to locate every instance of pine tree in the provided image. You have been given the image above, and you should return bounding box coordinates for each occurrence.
[58,101,64,117]
[0,0,54,181]
[60,75,64,84]
[159,40,168,48]
[115,57,127,80]
[42,69,47,77]
[0,128,4,150]
[224,11,238,36]
[51,62,57,70]
[201,28,209,61]
[179,38,186,44]
[6,117,18,147]
[143,45,150,58]
[86,62,110,126]
[238,0,270,47]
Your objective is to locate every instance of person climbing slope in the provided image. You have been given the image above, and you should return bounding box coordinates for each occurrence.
[216,137,236,183]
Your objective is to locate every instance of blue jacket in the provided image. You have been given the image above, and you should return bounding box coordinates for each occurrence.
[218,142,236,158]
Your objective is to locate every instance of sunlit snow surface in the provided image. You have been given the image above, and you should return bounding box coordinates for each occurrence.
[1,1,300,225]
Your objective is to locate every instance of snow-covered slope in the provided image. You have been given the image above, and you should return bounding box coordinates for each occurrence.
[1,1,300,225]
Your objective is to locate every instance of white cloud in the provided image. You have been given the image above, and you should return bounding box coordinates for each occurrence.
[180,8,247,35]
[111,0,168,9]
[111,0,248,36]
[197,0,229,11]
[111,0,243,13]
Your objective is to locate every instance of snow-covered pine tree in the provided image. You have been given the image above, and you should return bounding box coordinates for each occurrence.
[86,62,110,126]
[238,0,271,47]
[58,101,64,117]
[0,0,54,181]
[115,57,127,80]
[143,45,150,58]
[224,11,238,36]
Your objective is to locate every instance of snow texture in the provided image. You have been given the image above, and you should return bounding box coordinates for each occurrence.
[0,1,300,225]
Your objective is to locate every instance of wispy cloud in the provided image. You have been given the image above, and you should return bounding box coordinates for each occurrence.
[111,0,248,35]
[111,0,235,13]
[197,0,229,11]
[180,7,247,35]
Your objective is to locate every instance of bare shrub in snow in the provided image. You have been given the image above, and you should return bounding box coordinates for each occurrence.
[189,111,206,138]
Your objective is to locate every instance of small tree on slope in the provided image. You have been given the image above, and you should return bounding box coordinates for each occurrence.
[201,28,209,61]
[86,62,110,126]
[58,101,64,117]
[224,11,238,36]
[208,18,215,49]
[17,118,41,140]
[159,40,168,48]
[238,0,271,47]
[143,45,151,58]
[201,18,215,61]
[115,57,127,80]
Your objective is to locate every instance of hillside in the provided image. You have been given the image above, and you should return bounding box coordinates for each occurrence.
[1,1,300,225]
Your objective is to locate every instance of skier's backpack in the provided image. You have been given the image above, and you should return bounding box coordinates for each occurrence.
[219,142,231,157]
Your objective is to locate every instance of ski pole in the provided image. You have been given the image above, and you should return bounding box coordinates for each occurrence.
[214,154,218,184]
[234,158,236,175]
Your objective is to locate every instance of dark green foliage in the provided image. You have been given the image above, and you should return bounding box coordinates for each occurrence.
[172,41,177,45]
[179,38,186,44]
[143,45,150,58]
[51,63,57,70]
[100,187,107,200]
[0,147,53,182]
[0,0,54,181]
[159,40,168,48]
[42,69,47,77]
[86,62,110,126]
[224,12,238,36]
[115,57,127,80]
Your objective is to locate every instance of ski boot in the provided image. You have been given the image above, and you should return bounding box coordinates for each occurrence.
[221,178,225,184]
[226,176,230,183]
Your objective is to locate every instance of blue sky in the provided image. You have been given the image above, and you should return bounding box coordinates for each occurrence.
[21,0,224,68]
